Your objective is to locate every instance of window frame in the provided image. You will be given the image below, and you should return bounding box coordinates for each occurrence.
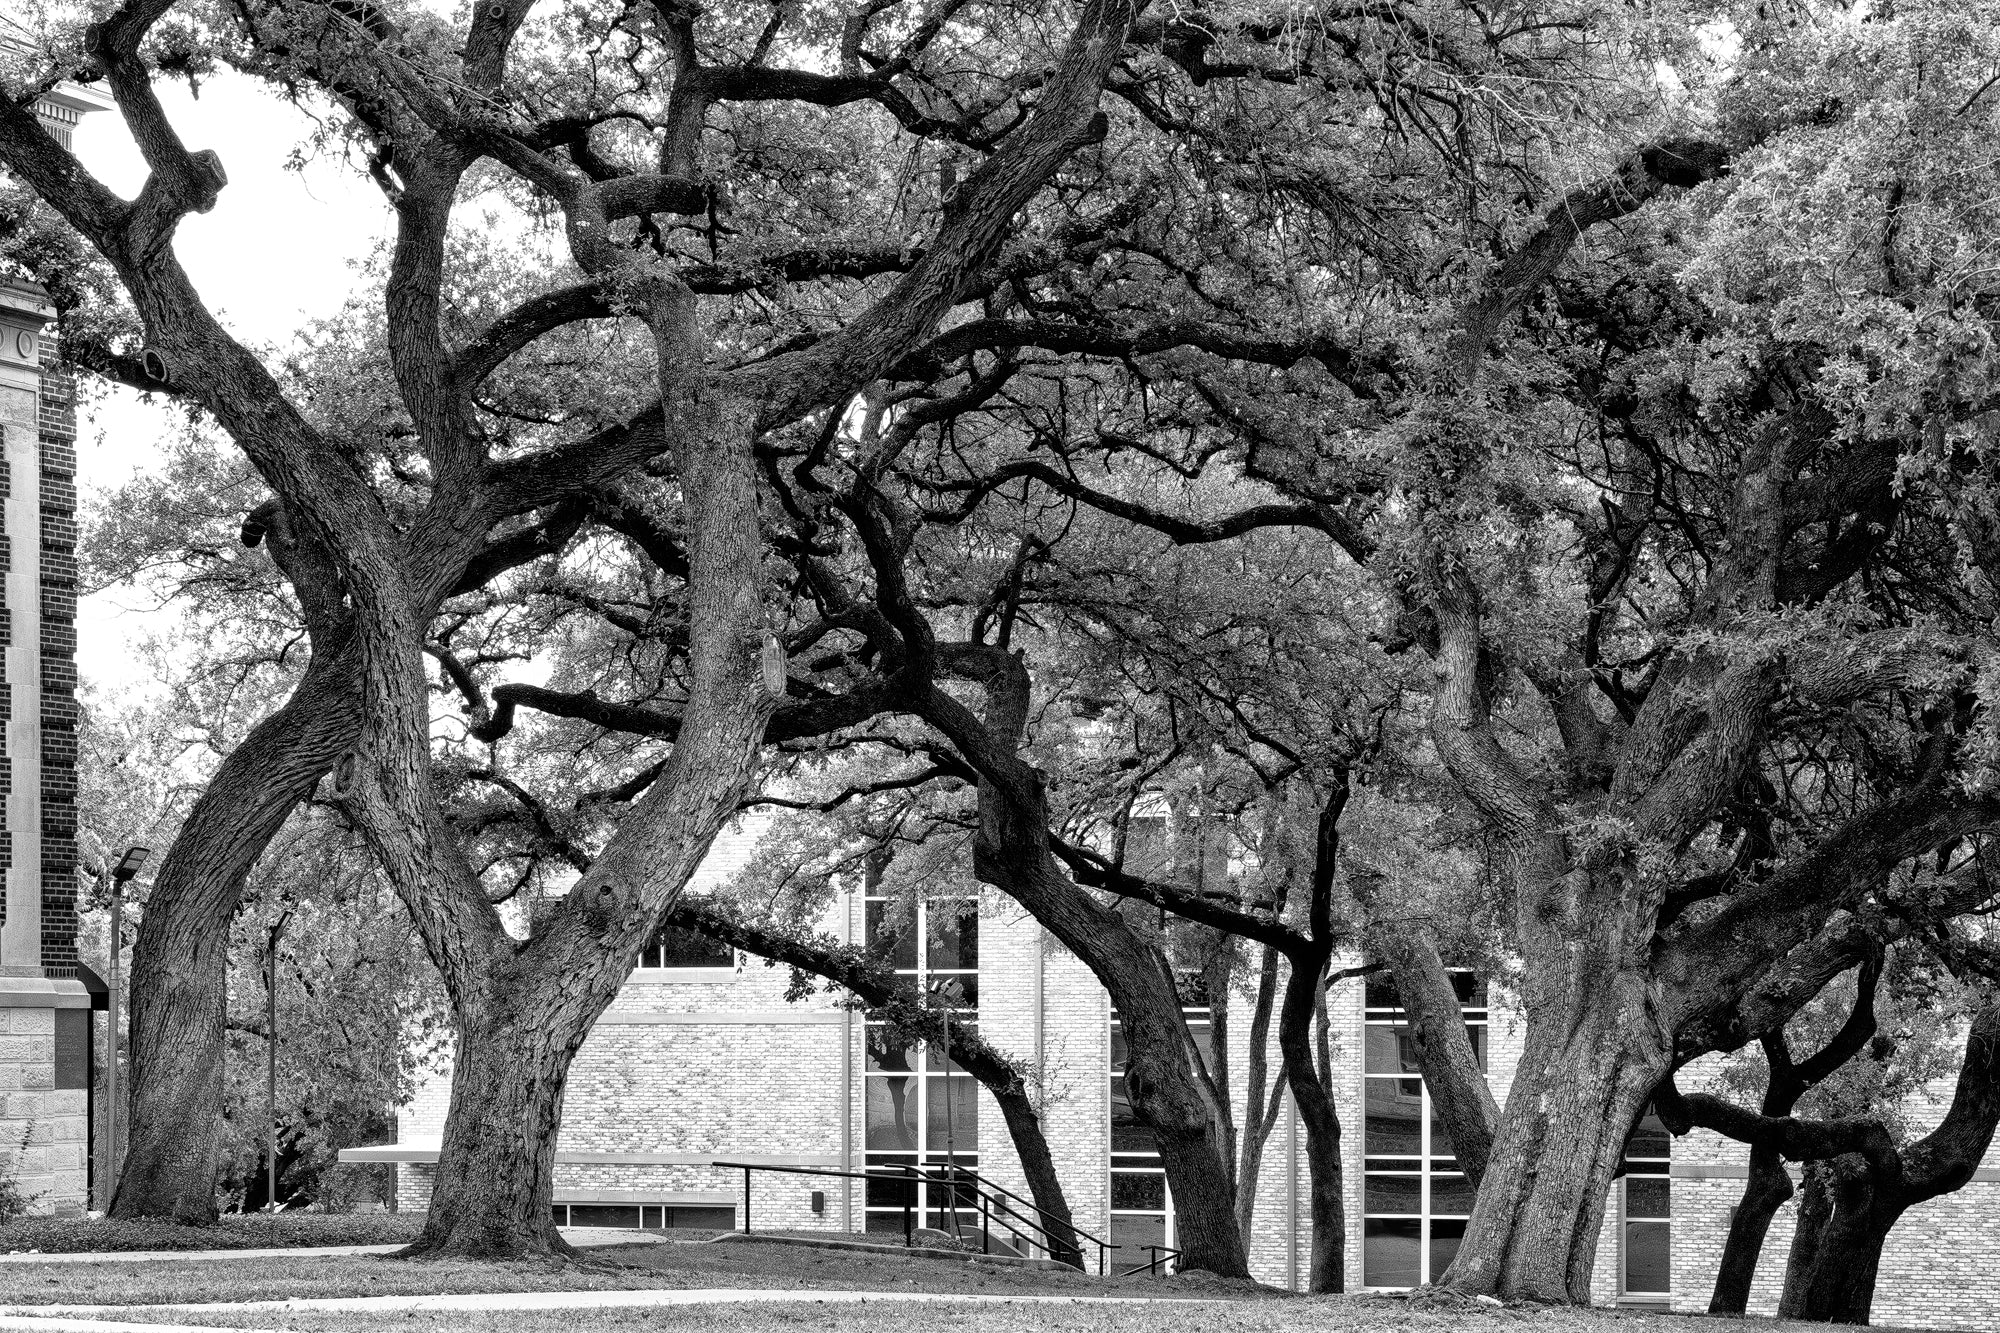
[1360,972,1488,1291]
[861,891,981,1235]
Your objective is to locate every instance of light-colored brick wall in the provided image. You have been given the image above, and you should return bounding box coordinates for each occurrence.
[380,872,2000,1330]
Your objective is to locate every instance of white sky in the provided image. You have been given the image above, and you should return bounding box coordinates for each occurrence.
[67,72,392,692]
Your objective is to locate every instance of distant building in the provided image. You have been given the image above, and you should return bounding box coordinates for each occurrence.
[348,814,2000,1330]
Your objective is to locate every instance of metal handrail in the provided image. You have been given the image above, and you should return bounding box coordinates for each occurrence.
[713,1158,1111,1275]
[1116,1243,1183,1278]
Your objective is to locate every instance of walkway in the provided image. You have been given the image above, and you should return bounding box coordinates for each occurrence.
[0,1286,1210,1333]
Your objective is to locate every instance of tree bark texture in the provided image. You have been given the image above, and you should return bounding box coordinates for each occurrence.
[1778,1002,2000,1324]
[1709,959,1880,1314]
[391,402,777,1258]
[924,648,1250,1279]
[113,634,359,1221]
[1437,854,1671,1302]
[1279,945,1344,1292]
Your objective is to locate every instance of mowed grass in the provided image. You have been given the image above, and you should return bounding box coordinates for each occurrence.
[9,1296,1924,1333]
[0,1236,1241,1308]
[0,1212,424,1254]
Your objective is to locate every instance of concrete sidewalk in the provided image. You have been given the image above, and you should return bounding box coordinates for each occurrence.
[0,1287,1210,1333]
[0,1229,674,1265]
[0,1317,286,1332]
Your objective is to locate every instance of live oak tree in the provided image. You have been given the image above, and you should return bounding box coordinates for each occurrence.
[1,0,1144,1255]
[834,3,2000,1304]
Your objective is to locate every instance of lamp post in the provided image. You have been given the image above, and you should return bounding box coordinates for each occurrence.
[102,845,149,1212]
[265,909,291,1213]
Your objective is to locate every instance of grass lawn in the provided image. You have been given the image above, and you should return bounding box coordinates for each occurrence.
[0,1236,1246,1308]
[0,1212,425,1254]
[0,1296,1919,1333]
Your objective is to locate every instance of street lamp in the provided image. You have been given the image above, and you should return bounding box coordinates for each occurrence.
[266,909,291,1214]
[102,845,149,1211]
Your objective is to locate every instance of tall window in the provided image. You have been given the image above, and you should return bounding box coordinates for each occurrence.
[862,892,979,1235]
[1108,974,1210,1263]
[1362,973,1487,1288]
[1620,1108,1672,1300]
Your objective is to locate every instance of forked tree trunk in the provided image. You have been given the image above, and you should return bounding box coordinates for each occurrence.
[1438,925,1669,1302]
[113,637,358,1221]
[1710,964,1879,1315]
[386,405,777,1258]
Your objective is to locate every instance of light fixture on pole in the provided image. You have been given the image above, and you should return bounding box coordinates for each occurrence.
[266,909,291,1214]
[103,845,149,1211]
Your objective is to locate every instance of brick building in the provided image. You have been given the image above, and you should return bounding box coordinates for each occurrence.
[345,821,2000,1327]
[0,49,108,1217]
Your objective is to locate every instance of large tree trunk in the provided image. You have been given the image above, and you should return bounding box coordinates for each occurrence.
[1438,896,1669,1303]
[1359,901,1498,1187]
[987,1073,1085,1269]
[373,404,777,1259]
[412,993,585,1257]
[1710,962,1879,1314]
[1233,944,1283,1246]
[1780,1156,1895,1325]
[113,631,358,1221]
[930,647,1251,1280]
[1709,1143,1794,1313]
[1278,942,1343,1292]
[1779,1158,1836,1319]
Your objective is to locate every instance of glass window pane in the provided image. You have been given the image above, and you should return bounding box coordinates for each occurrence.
[931,902,978,970]
[1111,1172,1166,1211]
[1451,974,1488,1007]
[1110,1211,1168,1261]
[1364,1173,1421,1214]
[1365,1026,1418,1075]
[1110,1029,1130,1072]
[1363,1218,1422,1288]
[1364,977,1400,1011]
[1465,1025,1486,1070]
[1111,1073,1156,1153]
[865,1077,918,1151]
[1428,1172,1474,1215]
[1627,1108,1671,1160]
[1624,1221,1671,1294]
[926,1075,977,1145]
[864,899,918,969]
[664,1205,735,1230]
[566,1204,643,1229]
[936,974,978,1011]
[866,1028,918,1074]
[1429,1218,1467,1281]
[1627,1176,1671,1219]
[1364,1084,1423,1156]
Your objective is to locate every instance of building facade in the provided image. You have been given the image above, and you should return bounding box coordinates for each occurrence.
[0,275,94,1218]
[356,856,2000,1329]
